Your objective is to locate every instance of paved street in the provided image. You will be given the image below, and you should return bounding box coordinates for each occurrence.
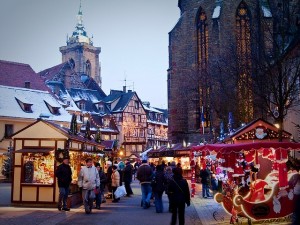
[0,180,204,225]
[0,180,293,225]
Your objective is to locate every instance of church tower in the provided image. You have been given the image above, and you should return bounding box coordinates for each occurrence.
[59,1,102,87]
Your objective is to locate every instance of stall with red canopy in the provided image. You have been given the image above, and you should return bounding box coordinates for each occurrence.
[190,142,300,223]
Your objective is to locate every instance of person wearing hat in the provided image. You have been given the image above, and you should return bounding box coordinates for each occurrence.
[55,156,72,211]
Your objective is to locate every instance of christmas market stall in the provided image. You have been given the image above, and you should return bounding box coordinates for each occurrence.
[11,119,104,207]
[190,142,300,223]
[148,143,199,178]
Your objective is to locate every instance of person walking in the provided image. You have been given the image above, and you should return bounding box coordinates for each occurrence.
[200,165,213,198]
[95,163,107,209]
[133,161,140,180]
[123,160,133,196]
[78,158,100,214]
[106,161,113,199]
[136,159,153,209]
[55,156,72,211]
[152,164,166,213]
[168,167,191,225]
[164,165,174,212]
[111,165,120,202]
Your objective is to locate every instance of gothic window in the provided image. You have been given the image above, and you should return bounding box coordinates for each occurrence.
[197,7,208,69]
[85,60,91,76]
[196,7,210,129]
[236,1,253,122]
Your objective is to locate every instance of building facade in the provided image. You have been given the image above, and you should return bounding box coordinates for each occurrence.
[143,101,168,149]
[168,0,300,143]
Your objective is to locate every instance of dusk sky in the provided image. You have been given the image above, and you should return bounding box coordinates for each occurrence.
[0,0,180,108]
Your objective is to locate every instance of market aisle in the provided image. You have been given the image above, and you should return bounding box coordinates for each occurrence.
[0,180,202,225]
[56,179,202,225]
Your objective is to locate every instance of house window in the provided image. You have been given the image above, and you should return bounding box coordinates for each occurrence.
[99,105,104,112]
[135,100,139,109]
[140,128,145,137]
[78,102,85,110]
[5,124,13,138]
[16,97,32,113]
[133,115,136,122]
[104,118,109,127]
[138,115,142,122]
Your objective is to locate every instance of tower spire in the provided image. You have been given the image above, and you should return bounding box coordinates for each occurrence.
[67,0,93,45]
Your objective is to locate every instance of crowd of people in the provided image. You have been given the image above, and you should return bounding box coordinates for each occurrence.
[55,157,191,224]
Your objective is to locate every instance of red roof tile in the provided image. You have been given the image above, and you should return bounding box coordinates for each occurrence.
[0,60,48,91]
[39,62,67,81]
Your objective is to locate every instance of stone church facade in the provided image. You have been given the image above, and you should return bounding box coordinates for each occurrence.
[168,0,300,143]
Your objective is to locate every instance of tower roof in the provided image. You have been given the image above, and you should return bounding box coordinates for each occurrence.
[67,0,93,46]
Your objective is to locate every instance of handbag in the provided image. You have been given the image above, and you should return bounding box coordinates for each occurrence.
[114,185,127,198]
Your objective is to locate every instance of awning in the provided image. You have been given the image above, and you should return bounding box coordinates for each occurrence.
[192,142,300,154]
[14,148,54,153]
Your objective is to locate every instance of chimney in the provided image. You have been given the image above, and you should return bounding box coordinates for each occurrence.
[123,86,126,93]
[24,81,31,89]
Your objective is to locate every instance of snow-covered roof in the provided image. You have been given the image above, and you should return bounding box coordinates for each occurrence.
[0,85,71,122]
[143,104,163,114]
[212,5,221,19]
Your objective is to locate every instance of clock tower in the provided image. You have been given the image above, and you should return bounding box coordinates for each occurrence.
[59,1,102,87]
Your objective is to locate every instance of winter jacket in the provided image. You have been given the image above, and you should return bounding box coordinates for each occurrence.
[136,163,153,184]
[168,175,190,206]
[200,168,211,185]
[152,170,166,193]
[123,163,133,183]
[55,163,72,188]
[78,166,100,190]
[99,170,107,191]
[111,170,120,187]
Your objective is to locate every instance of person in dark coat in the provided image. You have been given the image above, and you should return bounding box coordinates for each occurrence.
[164,165,174,212]
[152,164,166,213]
[168,167,190,225]
[200,166,212,198]
[136,159,153,209]
[123,161,134,196]
[106,163,113,199]
[95,163,107,209]
[55,157,72,211]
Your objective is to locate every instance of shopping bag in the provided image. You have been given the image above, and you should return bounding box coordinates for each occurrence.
[114,185,127,198]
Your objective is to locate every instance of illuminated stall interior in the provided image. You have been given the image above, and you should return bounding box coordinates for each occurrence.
[11,119,104,207]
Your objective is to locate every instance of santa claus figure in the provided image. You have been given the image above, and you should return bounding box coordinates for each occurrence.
[255,126,268,139]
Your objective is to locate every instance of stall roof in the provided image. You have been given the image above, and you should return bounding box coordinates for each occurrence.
[192,142,300,154]
[12,119,105,149]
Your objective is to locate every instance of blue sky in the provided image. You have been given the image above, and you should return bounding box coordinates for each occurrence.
[0,0,180,108]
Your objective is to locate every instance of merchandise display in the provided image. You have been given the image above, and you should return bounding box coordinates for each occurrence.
[23,152,55,184]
